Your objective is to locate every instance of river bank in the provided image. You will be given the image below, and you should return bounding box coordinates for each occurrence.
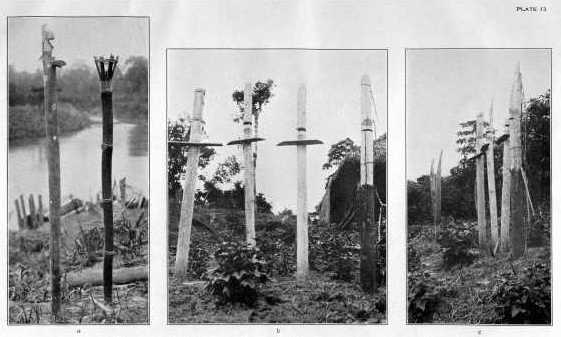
[9,103,92,141]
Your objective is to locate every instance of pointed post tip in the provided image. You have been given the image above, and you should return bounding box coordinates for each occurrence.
[361,74,371,86]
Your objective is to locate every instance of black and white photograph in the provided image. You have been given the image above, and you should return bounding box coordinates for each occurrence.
[406,49,551,324]
[7,17,149,324]
[167,49,387,323]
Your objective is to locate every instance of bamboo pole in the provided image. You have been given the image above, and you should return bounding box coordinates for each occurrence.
[486,102,499,251]
[476,113,489,255]
[242,83,256,246]
[500,121,511,253]
[509,62,526,259]
[175,89,205,279]
[359,74,377,293]
[42,25,65,321]
[94,55,118,304]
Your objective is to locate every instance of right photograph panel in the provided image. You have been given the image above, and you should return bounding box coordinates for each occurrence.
[406,48,551,324]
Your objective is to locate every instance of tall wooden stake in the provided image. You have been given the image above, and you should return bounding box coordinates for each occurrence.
[173,89,223,279]
[95,55,118,304]
[429,159,436,236]
[500,121,511,253]
[509,62,526,259]
[228,83,264,247]
[243,83,257,246]
[476,113,489,255]
[278,85,322,282]
[486,102,499,252]
[42,25,65,321]
[359,74,377,293]
[435,150,442,236]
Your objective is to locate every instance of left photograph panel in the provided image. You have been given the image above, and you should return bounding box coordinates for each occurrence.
[7,16,149,324]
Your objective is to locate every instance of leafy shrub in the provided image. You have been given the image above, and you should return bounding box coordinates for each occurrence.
[188,242,210,280]
[437,222,477,269]
[408,244,421,272]
[491,263,551,324]
[309,226,358,281]
[408,271,445,323]
[205,241,270,306]
[256,229,295,277]
[9,263,49,302]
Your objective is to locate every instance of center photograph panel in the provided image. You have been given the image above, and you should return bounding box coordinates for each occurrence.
[166,48,388,324]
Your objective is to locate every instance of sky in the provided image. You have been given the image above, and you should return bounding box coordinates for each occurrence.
[167,49,387,212]
[8,17,148,71]
[406,49,551,180]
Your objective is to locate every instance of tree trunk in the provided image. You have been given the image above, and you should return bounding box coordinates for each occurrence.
[67,266,147,287]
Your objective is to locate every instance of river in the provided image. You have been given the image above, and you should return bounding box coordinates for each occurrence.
[8,122,148,230]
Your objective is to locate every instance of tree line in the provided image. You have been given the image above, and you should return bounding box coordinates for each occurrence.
[408,90,550,224]
[9,56,148,140]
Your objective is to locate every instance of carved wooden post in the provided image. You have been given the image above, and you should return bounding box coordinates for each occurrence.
[500,121,511,253]
[94,54,118,304]
[476,113,489,255]
[509,63,526,259]
[277,85,322,282]
[173,89,222,279]
[359,74,377,292]
[486,102,499,253]
[42,25,65,321]
[228,83,264,247]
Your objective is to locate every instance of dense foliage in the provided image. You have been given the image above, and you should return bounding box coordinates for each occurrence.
[491,263,551,324]
[205,241,270,306]
[9,103,91,140]
[407,271,445,323]
[167,118,216,194]
[437,221,477,269]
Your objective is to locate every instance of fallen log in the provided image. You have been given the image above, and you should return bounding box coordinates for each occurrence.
[66,266,147,288]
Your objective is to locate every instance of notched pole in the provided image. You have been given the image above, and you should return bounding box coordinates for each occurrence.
[42,24,65,322]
